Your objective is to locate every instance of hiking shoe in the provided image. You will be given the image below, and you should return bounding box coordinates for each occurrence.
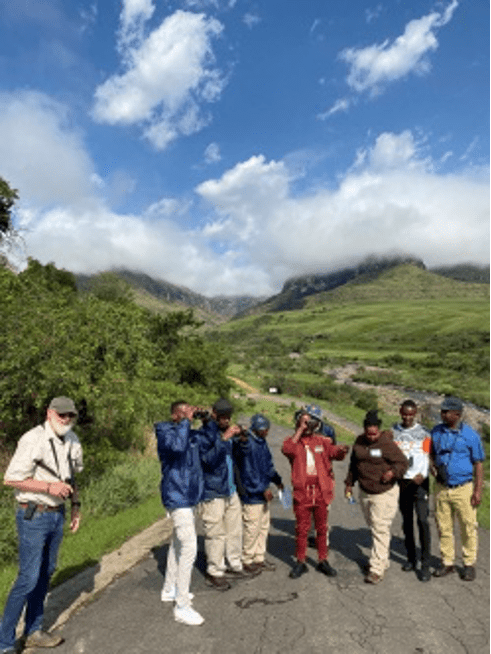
[204,573,231,590]
[174,605,204,626]
[316,560,337,577]
[461,566,476,582]
[364,571,383,584]
[432,565,455,578]
[23,630,64,648]
[256,559,276,571]
[243,562,263,574]
[161,586,194,602]
[289,561,308,579]
[225,567,260,578]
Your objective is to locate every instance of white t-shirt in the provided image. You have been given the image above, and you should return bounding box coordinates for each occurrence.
[392,422,430,479]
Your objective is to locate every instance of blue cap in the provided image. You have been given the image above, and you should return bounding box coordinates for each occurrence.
[441,397,463,412]
[250,414,270,432]
[305,404,322,420]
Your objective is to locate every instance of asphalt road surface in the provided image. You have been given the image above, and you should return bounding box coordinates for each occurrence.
[35,422,489,654]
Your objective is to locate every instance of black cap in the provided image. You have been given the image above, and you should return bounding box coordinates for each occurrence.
[363,410,381,427]
[212,398,233,416]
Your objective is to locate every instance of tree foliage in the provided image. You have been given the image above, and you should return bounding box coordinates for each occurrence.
[0,177,19,240]
[0,260,230,451]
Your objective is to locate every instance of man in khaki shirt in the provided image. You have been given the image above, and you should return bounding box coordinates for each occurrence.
[0,397,83,653]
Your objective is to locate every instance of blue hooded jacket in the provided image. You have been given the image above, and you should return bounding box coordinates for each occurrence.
[154,419,204,510]
[233,431,282,504]
[199,420,236,501]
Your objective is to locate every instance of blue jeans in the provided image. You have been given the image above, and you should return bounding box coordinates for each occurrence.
[0,507,64,650]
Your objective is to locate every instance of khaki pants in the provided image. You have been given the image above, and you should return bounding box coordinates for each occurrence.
[242,502,270,565]
[200,492,242,576]
[360,484,399,576]
[435,482,478,566]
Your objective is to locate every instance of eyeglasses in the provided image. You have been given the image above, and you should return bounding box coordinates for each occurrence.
[56,412,77,419]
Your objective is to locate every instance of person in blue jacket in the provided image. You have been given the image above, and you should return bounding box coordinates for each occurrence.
[233,414,284,573]
[199,398,258,590]
[154,400,205,626]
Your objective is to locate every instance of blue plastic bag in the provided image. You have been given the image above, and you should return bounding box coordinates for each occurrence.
[278,486,292,510]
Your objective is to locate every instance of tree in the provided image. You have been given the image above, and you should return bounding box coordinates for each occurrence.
[0,177,19,240]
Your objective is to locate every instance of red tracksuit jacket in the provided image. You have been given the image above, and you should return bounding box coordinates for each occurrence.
[282,434,347,505]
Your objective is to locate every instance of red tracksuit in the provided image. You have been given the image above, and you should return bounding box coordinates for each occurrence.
[282,434,347,561]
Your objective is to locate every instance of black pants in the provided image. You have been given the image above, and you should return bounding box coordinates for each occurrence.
[398,478,431,567]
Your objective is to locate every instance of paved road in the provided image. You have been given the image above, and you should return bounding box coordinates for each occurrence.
[37,422,489,654]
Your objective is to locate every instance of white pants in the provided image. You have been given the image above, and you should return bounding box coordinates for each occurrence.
[162,507,197,608]
[200,492,243,576]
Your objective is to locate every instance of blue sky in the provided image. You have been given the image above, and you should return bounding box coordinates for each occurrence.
[0,0,488,296]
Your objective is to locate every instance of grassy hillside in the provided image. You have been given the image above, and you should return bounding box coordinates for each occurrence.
[307,264,489,305]
[214,266,489,408]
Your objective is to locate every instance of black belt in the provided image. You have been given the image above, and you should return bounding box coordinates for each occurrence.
[18,503,64,512]
[444,481,471,489]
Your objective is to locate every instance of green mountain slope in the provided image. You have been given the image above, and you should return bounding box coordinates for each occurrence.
[213,264,489,408]
[306,264,490,306]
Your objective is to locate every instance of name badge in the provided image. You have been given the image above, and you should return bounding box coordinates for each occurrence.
[370,449,382,457]
[314,446,323,453]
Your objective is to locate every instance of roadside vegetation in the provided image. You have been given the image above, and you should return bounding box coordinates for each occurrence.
[0,253,236,611]
[213,266,489,409]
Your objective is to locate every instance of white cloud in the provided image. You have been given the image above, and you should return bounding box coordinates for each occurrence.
[365,4,383,24]
[92,10,226,150]
[340,1,458,94]
[1,90,488,296]
[243,13,261,29]
[204,142,222,163]
[196,131,489,288]
[79,3,98,34]
[317,97,351,120]
[0,91,97,206]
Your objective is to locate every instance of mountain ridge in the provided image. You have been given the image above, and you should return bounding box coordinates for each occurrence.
[74,258,489,318]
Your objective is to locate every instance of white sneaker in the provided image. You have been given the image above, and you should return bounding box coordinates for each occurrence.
[161,587,194,602]
[174,605,204,626]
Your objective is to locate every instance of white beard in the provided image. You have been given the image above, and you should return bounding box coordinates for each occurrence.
[50,419,72,437]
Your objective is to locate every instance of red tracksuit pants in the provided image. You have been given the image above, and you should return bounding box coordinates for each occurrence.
[293,477,329,562]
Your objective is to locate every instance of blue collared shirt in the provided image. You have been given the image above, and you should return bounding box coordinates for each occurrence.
[431,422,485,486]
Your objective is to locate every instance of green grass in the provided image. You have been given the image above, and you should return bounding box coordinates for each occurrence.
[219,295,489,408]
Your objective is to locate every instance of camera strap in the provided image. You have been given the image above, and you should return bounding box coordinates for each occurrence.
[34,436,73,484]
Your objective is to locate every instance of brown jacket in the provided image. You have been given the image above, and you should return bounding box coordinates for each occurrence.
[345,430,408,494]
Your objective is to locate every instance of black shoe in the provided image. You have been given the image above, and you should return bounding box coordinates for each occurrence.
[402,561,416,572]
[316,560,337,577]
[204,573,232,590]
[461,565,476,582]
[419,567,431,582]
[289,561,308,579]
[432,565,455,578]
